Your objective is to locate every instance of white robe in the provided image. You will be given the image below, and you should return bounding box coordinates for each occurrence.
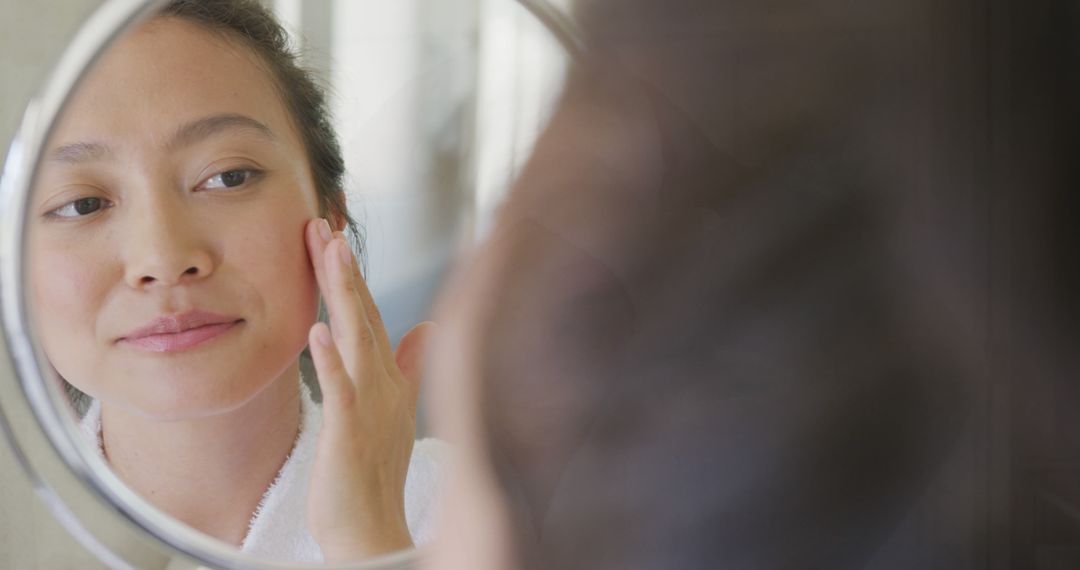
[78,383,448,562]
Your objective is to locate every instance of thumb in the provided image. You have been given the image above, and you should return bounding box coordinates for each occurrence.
[394,321,437,395]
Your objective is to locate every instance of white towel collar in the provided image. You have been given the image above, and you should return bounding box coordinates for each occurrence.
[78,382,447,563]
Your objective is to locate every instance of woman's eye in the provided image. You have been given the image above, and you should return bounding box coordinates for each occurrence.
[201,169,259,190]
[49,197,108,219]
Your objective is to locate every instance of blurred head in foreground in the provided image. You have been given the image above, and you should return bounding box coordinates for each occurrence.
[427,0,1080,568]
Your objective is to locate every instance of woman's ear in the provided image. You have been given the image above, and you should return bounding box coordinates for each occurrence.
[331,212,348,233]
[330,191,348,232]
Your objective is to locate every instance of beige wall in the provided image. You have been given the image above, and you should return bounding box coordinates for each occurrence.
[1,2,114,567]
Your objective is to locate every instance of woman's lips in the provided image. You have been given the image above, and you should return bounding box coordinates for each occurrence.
[121,321,240,353]
[119,312,243,353]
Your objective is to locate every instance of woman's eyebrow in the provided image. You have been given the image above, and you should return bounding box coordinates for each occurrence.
[46,114,277,165]
[49,141,110,164]
[167,113,277,150]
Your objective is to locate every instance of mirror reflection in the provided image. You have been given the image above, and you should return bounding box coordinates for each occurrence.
[20,0,566,564]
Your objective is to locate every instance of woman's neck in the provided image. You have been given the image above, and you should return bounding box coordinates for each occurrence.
[99,365,303,546]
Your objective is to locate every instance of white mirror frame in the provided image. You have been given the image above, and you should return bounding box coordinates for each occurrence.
[0,0,582,568]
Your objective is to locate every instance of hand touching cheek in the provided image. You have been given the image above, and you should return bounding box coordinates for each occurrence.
[302,218,435,562]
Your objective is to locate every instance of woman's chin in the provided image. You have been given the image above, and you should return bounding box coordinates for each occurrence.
[73,347,304,421]
[99,374,273,422]
[124,390,260,421]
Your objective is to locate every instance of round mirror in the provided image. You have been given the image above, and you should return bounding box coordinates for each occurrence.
[0,0,579,567]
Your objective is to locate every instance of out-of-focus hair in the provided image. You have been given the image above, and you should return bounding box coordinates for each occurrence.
[472,0,1080,568]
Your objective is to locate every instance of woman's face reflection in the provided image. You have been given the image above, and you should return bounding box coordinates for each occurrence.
[27,17,320,420]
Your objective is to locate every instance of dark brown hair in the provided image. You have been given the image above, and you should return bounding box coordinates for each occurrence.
[474,0,1080,568]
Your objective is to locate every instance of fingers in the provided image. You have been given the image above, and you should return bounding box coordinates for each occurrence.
[330,230,394,364]
[308,322,355,413]
[323,234,380,380]
[304,217,416,389]
[307,218,373,379]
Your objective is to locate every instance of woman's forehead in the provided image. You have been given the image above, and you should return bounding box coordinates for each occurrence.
[49,17,299,154]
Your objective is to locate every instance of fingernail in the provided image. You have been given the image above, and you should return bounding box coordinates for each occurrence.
[314,323,333,346]
[337,238,353,267]
[318,218,332,242]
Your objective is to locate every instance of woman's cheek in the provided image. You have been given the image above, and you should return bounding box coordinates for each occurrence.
[245,215,319,336]
[27,248,107,378]
[30,248,92,318]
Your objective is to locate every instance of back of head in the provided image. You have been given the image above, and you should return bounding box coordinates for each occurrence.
[470,0,1080,568]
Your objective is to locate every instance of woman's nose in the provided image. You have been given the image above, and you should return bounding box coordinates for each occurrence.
[122,200,215,289]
